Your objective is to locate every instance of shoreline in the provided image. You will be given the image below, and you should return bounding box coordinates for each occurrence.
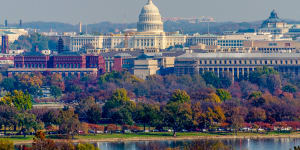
[13,134,300,145]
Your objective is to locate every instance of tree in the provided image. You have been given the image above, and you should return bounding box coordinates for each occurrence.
[169,89,190,103]
[32,131,57,150]
[248,92,266,107]
[49,74,65,91]
[202,72,221,88]
[249,66,281,93]
[0,105,18,135]
[226,106,248,135]
[246,107,267,122]
[2,90,33,111]
[134,103,161,131]
[194,105,226,129]
[103,88,135,125]
[58,109,81,139]
[50,86,62,100]
[216,89,232,101]
[75,96,96,120]
[42,110,60,127]
[282,84,297,93]
[249,66,278,84]
[86,104,102,124]
[164,90,193,136]
[18,113,38,137]
[11,33,50,50]
[0,139,14,150]
[205,93,222,103]
[17,73,43,97]
[0,77,15,92]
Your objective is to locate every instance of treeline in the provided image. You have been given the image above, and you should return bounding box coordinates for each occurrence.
[0,66,299,137]
[9,33,58,51]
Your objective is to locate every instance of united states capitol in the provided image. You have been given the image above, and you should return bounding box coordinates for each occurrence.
[5,0,300,79]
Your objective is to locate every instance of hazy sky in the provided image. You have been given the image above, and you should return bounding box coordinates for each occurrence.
[0,0,299,24]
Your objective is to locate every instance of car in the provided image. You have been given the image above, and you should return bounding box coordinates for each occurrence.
[96,131,104,134]
[152,129,159,132]
[114,130,121,133]
[181,129,188,132]
[202,129,208,132]
[88,130,95,134]
[124,130,132,133]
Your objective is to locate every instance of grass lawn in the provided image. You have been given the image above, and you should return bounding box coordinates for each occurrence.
[2,131,299,143]
[0,135,34,141]
[75,131,300,140]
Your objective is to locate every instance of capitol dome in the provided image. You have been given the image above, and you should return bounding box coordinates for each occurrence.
[137,0,164,33]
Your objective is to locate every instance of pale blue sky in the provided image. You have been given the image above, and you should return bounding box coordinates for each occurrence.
[0,0,299,24]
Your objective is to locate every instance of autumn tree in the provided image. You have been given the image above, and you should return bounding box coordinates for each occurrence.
[246,107,267,122]
[18,113,39,137]
[17,73,43,97]
[2,90,33,111]
[194,105,226,129]
[164,90,193,136]
[216,89,232,101]
[58,109,81,139]
[0,139,14,150]
[226,106,248,135]
[32,131,56,150]
[0,105,18,135]
[75,96,96,120]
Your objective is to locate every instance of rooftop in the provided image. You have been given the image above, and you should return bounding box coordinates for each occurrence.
[177,52,300,59]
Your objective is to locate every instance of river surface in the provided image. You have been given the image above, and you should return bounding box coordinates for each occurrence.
[94,138,300,150]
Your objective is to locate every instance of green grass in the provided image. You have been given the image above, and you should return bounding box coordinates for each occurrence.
[2,131,299,143]
[74,131,300,140]
[0,135,34,141]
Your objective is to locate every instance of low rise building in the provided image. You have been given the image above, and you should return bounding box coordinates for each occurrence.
[175,52,300,79]
[9,50,105,77]
[134,58,159,79]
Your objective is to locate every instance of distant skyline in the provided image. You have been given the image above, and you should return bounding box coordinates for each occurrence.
[0,0,299,24]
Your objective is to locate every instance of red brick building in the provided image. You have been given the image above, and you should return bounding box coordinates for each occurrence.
[9,51,105,77]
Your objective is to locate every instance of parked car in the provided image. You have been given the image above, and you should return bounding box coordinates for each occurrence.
[181,129,188,132]
[96,131,104,134]
[152,129,159,132]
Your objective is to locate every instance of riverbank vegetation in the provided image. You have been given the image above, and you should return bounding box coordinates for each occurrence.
[0,66,299,141]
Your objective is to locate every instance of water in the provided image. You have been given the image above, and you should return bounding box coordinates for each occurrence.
[94,138,300,150]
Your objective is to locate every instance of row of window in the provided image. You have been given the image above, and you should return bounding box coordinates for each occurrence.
[56,64,81,68]
[15,63,46,68]
[199,59,299,65]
